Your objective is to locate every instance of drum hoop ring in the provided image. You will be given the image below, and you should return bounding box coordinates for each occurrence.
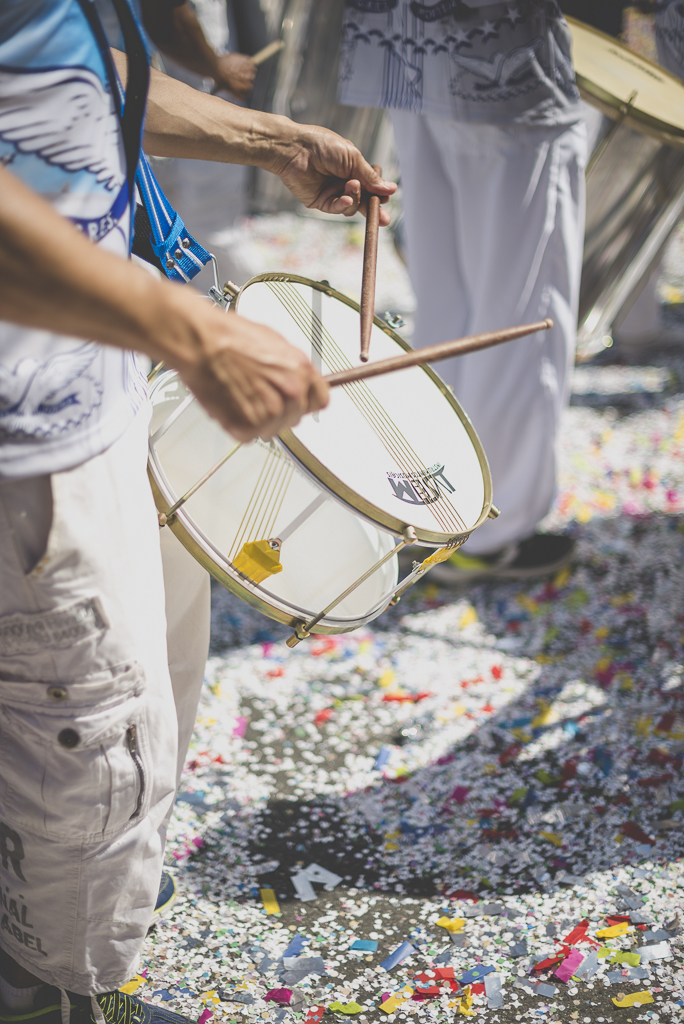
[232,272,494,546]
[567,16,684,150]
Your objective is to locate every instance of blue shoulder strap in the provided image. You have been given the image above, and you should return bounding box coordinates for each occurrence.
[78,0,212,284]
[136,154,212,283]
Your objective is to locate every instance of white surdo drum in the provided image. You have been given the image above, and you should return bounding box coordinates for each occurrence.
[148,274,494,644]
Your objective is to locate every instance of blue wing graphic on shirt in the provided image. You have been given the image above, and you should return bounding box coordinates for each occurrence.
[0,344,102,440]
[0,66,124,193]
[450,39,543,87]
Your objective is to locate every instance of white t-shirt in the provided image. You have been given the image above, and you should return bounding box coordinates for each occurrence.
[338,0,582,125]
[0,0,147,479]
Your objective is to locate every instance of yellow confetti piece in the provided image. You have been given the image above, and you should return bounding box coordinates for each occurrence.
[539,831,563,847]
[260,888,280,914]
[608,951,641,967]
[554,565,572,589]
[612,991,653,1008]
[596,922,630,938]
[436,916,466,933]
[459,605,478,628]
[617,674,634,693]
[511,727,532,743]
[201,991,220,1006]
[379,987,414,1013]
[119,976,146,996]
[455,985,475,1016]
[531,700,556,728]
[378,669,395,688]
[635,715,653,738]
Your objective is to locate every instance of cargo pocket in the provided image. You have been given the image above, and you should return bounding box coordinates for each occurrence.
[0,662,151,842]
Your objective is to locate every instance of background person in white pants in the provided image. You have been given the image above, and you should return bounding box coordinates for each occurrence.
[340,0,587,581]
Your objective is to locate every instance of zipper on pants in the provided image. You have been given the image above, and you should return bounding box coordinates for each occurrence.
[127,724,145,818]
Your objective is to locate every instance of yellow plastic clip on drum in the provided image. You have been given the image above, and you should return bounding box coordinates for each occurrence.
[567,17,684,359]
[148,275,498,646]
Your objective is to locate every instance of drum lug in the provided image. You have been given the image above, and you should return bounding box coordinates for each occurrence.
[488,504,501,520]
[384,311,406,330]
[286,624,311,648]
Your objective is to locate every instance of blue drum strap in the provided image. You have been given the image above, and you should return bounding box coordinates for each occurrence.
[78,0,212,284]
[136,154,212,283]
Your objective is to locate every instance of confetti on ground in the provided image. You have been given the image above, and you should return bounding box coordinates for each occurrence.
[134,216,684,1024]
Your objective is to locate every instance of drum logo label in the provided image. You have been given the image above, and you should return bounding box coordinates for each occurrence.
[387,465,455,505]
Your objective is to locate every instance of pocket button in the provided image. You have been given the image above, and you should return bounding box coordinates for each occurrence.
[58,728,79,748]
[47,686,68,701]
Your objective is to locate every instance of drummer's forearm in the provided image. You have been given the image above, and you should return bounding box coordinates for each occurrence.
[112,50,296,172]
[0,164,196,365]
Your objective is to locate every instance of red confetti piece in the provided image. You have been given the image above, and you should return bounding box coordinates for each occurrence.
[656,711,676,733]
[638,773,673,788]
[491,665,503,680]
[620,821,656,845]
[562,920,588,945]
[305,1007,326,1024]
[533,952,565,971]
[499,743,522,766]
[314,707,334,725]
[382,692,432,703]
[444,889,480,902]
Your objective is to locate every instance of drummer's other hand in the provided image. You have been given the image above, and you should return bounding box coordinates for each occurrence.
[167,292,328,440]
[272,125,396,225]
[212,52,257,100]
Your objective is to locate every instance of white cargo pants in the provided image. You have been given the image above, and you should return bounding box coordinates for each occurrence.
[390,111,587,552]
[0,406,210,994]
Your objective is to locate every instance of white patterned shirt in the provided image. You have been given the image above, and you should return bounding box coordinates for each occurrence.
[338,0,582,124]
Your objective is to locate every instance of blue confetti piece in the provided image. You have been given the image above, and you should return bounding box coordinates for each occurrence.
[283,932,308,958]
[380,941,416,971]
[374,747,392,770]
[459,965,495,985]
[350,939,378,952]
[593,746,613,776]
[152,990,176,1001]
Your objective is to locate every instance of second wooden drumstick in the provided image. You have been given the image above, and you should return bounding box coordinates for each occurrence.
[328,319,553,387]
[360,165,382,363]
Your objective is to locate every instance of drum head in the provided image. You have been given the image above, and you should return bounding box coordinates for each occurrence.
[234,275,492,547]
[567,16,684,147]
[148,372,398,634]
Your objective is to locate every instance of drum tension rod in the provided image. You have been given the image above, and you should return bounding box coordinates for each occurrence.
[158,443,242,527]
[286,526,417,648]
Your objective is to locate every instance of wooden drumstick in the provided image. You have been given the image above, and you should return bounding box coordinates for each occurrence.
[328,319,553,387]
[251,39,285,66]
[360,165,383,363]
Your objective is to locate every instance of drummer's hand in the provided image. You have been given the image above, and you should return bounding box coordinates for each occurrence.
[165,290,329,440]
[271,125,396,224]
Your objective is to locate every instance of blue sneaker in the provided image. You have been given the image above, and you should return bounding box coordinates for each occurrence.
[152,872,177,921]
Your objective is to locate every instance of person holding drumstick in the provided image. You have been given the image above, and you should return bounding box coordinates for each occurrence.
[340,0,586,581]
[0,2,394,1022]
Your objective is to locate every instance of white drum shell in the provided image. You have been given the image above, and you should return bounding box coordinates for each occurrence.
[148,372,398,632]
